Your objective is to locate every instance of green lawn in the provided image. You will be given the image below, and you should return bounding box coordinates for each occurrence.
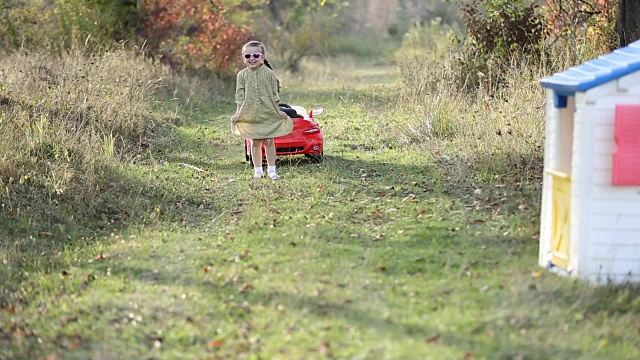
[2,65,639,359]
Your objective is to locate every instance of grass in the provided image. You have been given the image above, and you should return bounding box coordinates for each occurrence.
[1,50,640,359]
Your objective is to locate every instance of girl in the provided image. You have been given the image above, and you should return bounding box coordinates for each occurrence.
[231,41,292,180]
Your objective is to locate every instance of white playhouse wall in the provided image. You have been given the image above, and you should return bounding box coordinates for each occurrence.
[579,72,640,284]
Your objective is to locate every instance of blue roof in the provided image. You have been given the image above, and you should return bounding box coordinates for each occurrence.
[540,40,640,95]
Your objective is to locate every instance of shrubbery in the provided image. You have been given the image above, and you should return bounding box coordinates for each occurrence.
[394,0,618,183]
[138,0,251,74]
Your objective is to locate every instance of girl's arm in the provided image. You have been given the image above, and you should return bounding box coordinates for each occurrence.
[270,72,280,103]
[232,71,245,121]
[235,71,245,104]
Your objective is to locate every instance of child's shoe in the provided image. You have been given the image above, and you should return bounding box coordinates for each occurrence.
[253,168,264,179]
[267,166,279,180]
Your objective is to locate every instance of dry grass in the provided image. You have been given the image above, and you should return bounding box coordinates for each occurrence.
[0,44,171,196]
[397,57,546,183]
[392,33,606,184]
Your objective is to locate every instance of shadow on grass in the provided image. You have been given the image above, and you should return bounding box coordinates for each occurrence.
[95,234,585,359]
[3,107,637,357]
[0,120,233,297]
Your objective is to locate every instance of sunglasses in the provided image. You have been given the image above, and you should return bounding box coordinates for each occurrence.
[243,53,263,59]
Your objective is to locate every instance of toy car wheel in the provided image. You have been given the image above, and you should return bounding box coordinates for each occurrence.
[306,151,324,163]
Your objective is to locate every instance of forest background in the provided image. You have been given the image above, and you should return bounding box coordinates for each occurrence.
[2,0,640,358]
[1,0,638,232]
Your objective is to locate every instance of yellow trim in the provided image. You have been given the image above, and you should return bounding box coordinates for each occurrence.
[550,174,571,270]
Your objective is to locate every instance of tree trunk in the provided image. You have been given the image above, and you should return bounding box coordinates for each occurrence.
[615,0,640,47]
[267,1,284,27]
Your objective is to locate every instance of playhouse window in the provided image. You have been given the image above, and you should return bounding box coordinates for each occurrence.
[612,105,640,186]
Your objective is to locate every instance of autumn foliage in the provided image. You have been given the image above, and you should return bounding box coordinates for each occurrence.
[544,0,618,50]
[139,0,252,72]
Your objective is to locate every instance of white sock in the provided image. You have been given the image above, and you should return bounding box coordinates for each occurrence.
[254,167,264,175]
[267,165,277,174]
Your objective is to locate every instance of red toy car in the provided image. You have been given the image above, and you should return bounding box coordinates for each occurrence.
[244,104,325,164]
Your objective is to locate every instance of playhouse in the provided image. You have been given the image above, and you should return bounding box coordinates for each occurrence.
[539,40,640,284]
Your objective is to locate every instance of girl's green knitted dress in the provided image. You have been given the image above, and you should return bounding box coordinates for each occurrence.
[231,65,292,139]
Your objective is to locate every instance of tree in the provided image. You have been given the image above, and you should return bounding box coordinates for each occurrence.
[544,0,617,53]
[615,0,640,47]
[138,0,251,73]
[237,0,345,72]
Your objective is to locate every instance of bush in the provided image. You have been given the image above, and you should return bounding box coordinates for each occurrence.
[543,0,618,57]
[0,0,136,52]
[448,0,545,93]
[457,0,544,57]
[394,28,548,184]
[138,0,252,75]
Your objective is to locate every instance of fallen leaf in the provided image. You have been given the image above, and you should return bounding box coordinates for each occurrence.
[318,341,331,354]
[207,339,224,349]
[402,194,417,202]
[231,209,244,217]
[61,270,71,276]
[203,266,211,273]
[39,232,52,237]
[372,233,384,241]
[426,334,440,343]
[238,284,254,294]
[376,265,387,272]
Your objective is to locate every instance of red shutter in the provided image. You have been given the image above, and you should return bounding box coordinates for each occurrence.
[612,105,640,185]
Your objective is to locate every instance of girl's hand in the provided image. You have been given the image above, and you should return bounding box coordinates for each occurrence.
[231,114,238,123]
[278,110,288,118]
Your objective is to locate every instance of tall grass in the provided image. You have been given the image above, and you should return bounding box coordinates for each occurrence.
[0,44,169,195]
[393,28,606,184]
[0,43,187,241]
